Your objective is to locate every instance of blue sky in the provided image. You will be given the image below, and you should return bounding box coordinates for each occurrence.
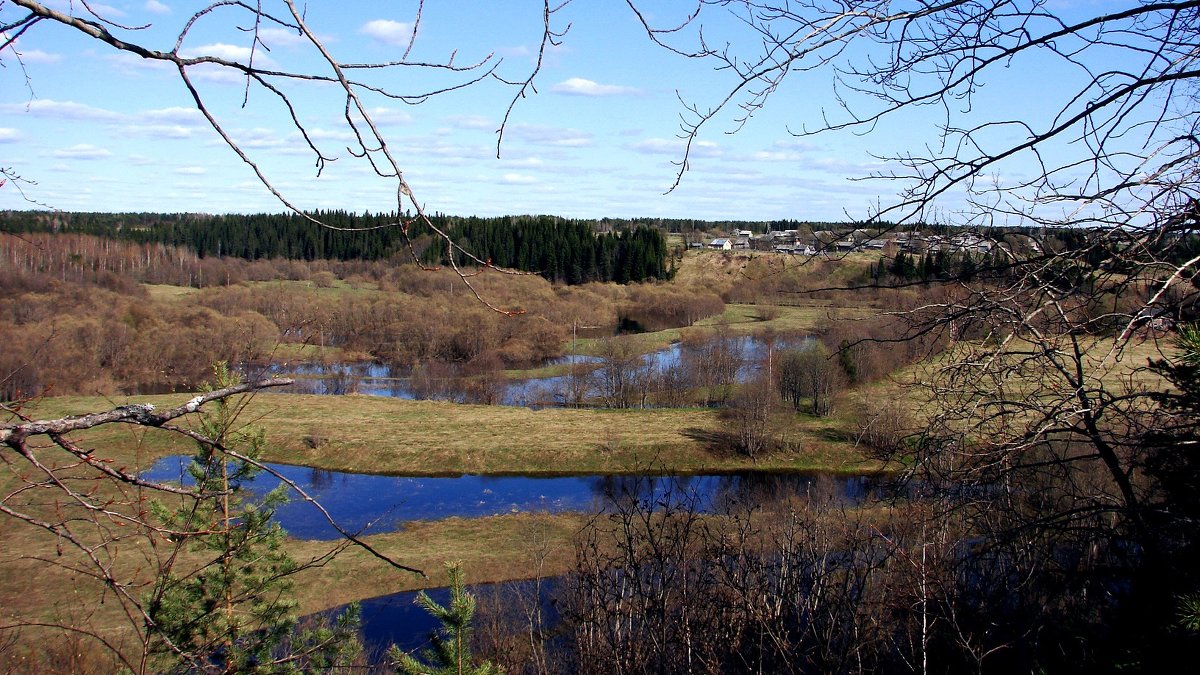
[0,0,1139,222]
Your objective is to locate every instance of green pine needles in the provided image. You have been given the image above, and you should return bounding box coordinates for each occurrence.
[144,363,361,673]
[390,562,502,675]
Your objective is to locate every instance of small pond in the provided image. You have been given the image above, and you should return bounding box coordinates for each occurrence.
[142,456,881,540]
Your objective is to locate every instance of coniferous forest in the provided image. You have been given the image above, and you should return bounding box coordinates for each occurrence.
[421,215,669,284]
[0,210,670,284]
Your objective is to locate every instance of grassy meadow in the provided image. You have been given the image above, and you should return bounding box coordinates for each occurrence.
[17,392,880,476]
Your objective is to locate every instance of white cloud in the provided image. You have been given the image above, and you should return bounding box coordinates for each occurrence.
[53,144,113,160]
[360,19,413,46]
[103,51,174,75]
[186,43,252,61]
[630,138,720,157]
[501,156,544,168]
[629,138,678,154]
[186,66,248,84]
[181,43,273,67]
[144,0,170,15]
[15,48,62,64]
[508,124,592,147]
[142,106,205,125]
[231,127,285,148]
[51,2,125,18]
[770,138,818,151]
[752,150,803,162]
[258,27,306,48]
[0,128,22,142]
[500,173,537,185]
[708,171,768,185]
[550,77,641,97]
[0,99,122,121]
[445,115,494,131]
[749,138,822,162]
[175,166,207,175]
[307,127,356,142]
[399,139,490,163]
[141,125,194,139]
[358,106,413,126]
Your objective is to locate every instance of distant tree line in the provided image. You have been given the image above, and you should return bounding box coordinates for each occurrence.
[420,215,669,284]
[0,210,414,261]
[0,210,669,284]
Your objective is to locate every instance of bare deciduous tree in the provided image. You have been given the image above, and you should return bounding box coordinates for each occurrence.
[591,337,651,409]
[629,0,1200,666]
[777,342,842,417]
[679,327,743,406]
[724,374,776,457]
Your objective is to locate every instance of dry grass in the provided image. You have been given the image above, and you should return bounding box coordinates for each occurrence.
[714,303,875,332]
[672,249,878,292]
[671,250,757,290]
[18,393,877,476]
[258,395,878,475]
[143,283,201,301]
[287,513,588,613]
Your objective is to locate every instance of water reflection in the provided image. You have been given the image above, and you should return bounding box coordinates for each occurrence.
[308,466,336,491]
[258,335,813,408]
[329,578,559,658]
[591,472,875,515]
[142,456,880,540]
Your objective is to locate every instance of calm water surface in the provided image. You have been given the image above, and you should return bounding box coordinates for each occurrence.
[142,456,878,540]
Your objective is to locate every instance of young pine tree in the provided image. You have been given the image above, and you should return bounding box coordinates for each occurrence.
[389,562,502,675]
[145,363,361,673]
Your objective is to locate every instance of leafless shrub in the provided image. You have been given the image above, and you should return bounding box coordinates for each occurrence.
[302,426,328,450]
[723,376,778,458]
[853,398,911,458]
[590,337,651,409]
[679,326,742,405]
[561,481,970,673]
[310,271,337,288]
[620,284,725,331]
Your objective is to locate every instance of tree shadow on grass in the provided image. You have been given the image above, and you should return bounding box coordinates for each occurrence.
[816,426,851,443]
[682,427,740,458]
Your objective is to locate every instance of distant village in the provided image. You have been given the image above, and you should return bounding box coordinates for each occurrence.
[696,228,1010,256]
